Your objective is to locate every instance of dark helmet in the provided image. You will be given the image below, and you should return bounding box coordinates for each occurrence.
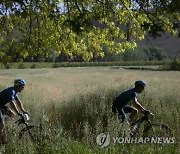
[14,79,26,87]
[135,80,146,88]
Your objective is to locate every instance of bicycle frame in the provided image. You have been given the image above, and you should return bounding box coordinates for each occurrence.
[128,111,155,137]
[125,111,172,138]
[15,115,29,126]
[15,114,38,142]
[130,114,152,127]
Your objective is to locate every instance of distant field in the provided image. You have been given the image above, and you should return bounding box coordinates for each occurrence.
[0,61,172,69]
[0,67,179,153]
[0,66,178,102]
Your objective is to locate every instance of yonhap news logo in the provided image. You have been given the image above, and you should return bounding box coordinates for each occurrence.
[96,133,176,148]
[96,133,110,148]
[112,136,176,144]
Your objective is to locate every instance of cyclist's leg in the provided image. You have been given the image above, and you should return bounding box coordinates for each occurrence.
[117,108,127,124]
[2,106,16,117]
[123,106,138,124]
[0,109,6,144]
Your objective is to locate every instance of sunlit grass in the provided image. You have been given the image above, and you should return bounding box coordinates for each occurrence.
[0,67,179,153]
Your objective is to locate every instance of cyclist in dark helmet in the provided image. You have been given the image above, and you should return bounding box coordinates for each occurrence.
[0,79,28,144]
[112,80,149,125]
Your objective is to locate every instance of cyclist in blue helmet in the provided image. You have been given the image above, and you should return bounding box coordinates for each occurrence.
[0,79,28,144]
[112,80,149,125]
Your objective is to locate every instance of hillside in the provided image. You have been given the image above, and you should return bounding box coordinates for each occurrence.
[92,20,180,59]
[2,17,180,60]
[137,33,180,58]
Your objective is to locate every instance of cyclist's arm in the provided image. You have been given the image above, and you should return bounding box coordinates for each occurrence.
[10,101,20,115]
[15,98,26,113]
[132,97,146,112]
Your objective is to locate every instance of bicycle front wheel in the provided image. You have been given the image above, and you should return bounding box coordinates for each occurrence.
[143,123,173,138]
[19,125,40,143]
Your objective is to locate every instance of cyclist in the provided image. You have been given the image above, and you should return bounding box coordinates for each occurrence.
[0,79,28,144]
[112,80,149,125]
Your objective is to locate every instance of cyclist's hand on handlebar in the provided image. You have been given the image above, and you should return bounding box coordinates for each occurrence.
[18,112,24,117]
[144,109,150,114]
[142,110,154,116]
[23,111,29,115]
[18,112,29,117]
[18,112,30,121]
[142,109,150,115]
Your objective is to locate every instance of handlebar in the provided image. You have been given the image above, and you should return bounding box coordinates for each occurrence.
[15,113,30,125]
[141,110,154,116]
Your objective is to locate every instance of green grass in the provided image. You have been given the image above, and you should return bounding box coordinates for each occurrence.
[0,67,179,153]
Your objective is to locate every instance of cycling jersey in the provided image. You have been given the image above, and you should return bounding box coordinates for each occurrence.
[113,88,137,109]
[0,87,19,108]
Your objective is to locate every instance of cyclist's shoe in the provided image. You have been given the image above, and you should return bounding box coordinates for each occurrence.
[129,131,135,138]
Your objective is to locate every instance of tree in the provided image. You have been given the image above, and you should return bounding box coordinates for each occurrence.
[0,0,179,65]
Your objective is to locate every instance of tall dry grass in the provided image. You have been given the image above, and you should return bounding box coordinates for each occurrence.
[0,67,179,153]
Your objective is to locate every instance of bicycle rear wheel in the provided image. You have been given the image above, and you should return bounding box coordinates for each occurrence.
[143,123,173,138]
[19,125,40,142]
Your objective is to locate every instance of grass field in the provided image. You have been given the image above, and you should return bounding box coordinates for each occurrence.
[0,67,179,153]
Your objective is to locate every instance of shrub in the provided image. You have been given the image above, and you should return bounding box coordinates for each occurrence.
[31,64,37,69]
[18,63,25,69]
[169,60,180,71]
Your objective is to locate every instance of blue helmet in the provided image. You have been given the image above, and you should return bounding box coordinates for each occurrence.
[14,79,26,87]
[135,80,146,88]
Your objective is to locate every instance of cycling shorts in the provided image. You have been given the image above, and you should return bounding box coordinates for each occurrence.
[0,106,11,124]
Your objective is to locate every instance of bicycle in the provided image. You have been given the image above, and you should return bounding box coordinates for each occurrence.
[15,113,40,142]
[129,110,173,138]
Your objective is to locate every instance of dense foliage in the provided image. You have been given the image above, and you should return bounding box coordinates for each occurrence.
[0,0,180,66]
